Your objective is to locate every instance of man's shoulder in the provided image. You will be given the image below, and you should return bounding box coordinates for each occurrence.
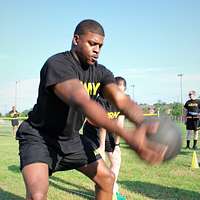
[96,63,108,70]
[96,63,113,75]
[42,51,75,72]
[47,51,71,63]
[186,99,191,103]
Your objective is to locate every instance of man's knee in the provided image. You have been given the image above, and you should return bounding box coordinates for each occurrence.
[98,169,115,192]
[27,192,47,200]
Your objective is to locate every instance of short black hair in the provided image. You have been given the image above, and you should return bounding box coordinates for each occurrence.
[115,76,127,88]
[74,19,105,36]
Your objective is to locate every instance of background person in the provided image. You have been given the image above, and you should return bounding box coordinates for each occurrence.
[99,76,127,200]
[9,105,20,137]
[148,106,156,115]
[184,90,200,149]
[83,76,127,200]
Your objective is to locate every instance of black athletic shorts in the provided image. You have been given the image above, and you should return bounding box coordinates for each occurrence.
[186,118,200,131]
[16,121,101,175]
[105,133,115,152]
[11,119,19,126]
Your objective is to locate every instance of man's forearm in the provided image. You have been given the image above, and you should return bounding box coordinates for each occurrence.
[118,96,144,126]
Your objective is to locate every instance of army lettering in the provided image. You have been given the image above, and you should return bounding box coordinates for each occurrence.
[188,103,198,107]
[80,82,100,96]
[107,112,120,119]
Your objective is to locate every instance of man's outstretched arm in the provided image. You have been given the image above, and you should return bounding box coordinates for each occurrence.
[53,79,166,164]
[53,79,122,133]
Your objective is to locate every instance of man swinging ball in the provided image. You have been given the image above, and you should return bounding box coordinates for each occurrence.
[16,19,166,200]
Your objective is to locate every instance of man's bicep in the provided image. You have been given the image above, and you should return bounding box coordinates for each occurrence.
[53,79,90,105]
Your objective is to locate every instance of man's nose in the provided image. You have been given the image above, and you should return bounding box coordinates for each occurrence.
[93,45,100,53]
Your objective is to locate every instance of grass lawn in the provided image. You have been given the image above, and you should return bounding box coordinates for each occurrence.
[0,120,200,200]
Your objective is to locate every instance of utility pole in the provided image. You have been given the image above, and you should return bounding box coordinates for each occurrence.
[14,80,20,107]
[177,74,183,120]
[131,84,135,100]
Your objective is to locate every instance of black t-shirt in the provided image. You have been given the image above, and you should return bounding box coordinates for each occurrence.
[28,51,115,139]
[84,95,121,140]
[9,110,19,118]
[184,99,200,116]
[98,96,121,120]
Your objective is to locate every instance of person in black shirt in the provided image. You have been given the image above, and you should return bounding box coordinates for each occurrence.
[83,76,127,200]
[184,90,200,149]
[16,19,166,200]
[9,105,20,137]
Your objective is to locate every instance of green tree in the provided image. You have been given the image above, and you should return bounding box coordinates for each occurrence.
[153,100,169,114]
[20,109,32,117]
[171,102,182,117]
[139,103,149,113]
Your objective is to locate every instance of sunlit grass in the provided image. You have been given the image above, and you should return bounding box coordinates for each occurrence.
[0,120,200,199]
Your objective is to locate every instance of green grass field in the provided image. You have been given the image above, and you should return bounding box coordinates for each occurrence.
[0,120,200,200]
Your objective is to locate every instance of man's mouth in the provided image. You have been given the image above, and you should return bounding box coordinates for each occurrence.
[91,55,98,62]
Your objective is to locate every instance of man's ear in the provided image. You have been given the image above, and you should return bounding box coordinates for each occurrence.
[72,34,79,46]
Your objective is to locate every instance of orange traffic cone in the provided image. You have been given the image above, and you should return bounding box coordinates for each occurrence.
[191,151,199,169]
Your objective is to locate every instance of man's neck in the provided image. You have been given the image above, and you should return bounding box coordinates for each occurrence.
[70,50,81,64]
[70,50,94,70]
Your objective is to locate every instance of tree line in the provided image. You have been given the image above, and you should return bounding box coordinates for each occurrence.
[0,101,183,118]
[140,100,182,117]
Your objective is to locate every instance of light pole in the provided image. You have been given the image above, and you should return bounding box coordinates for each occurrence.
[14,80,20,108]
[131,84,135,100]
[177,74,183,120]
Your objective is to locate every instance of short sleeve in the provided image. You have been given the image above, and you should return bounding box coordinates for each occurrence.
[94,64,114,99]
[98,64,115,87]
[184,102,188,109]
[42,54,77,89]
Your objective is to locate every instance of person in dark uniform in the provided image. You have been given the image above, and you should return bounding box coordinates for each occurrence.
[184,90,200,149]
[83,76,127,200]
[16,19,166,200]
[9,105,20,137]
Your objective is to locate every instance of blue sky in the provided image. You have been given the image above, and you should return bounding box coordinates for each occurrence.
[0,0,200,113]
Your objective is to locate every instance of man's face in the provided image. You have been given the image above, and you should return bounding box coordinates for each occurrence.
[117,80,126,92]
[73,32,104,65]
[189,93,196,100]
